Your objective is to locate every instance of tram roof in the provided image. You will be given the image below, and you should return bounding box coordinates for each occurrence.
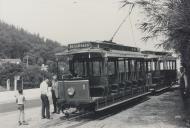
[141,50,172,56]
[142,50,176,60]
[56,41,176,60]
[56,41,146,58]
[56,48,145,58]
[68,41,140,52]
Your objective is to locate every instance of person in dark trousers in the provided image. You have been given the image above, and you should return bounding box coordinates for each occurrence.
[40,78,50,119]
[51,75,59,113]
[179,66,188,97]
[179,67,185,91]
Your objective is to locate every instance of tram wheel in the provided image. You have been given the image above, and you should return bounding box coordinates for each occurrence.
[65,112,70,118]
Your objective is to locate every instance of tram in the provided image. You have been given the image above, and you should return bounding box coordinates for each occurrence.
[55,41,177,112]
[142,51,177,93]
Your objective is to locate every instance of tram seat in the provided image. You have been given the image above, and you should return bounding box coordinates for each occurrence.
[119,82,125,91]
[151,83,158,88]
[132,80,138,87]
[138,79,145,86]
[137,79,142,86]
[92,97,103,102]
[124,80,133,90]
[90,86,105,97]
[110,84,119,94]
[131,80,141,93]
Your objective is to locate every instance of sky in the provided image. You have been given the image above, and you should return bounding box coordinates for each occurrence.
[0,0,163,51]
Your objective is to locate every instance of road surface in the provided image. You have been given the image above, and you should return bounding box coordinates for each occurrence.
[0,99,41,113]
[1,88,190,128]
[43,89,190,128]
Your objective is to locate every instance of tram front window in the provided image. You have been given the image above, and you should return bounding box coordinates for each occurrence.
[72,60,104,78]
[73,61,87,77]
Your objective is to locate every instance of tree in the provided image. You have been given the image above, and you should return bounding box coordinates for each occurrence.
[122,0,190,84]
[21,65,52,88]
[0,21,66,64]
[0,21,68,89]
[0,63,23,88]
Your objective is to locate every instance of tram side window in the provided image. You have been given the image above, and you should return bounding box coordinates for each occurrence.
[139,61,144,72]
[165,61,168,70]
[144,61,147,72]
[125,60,129,72]
[156,61,160,70]
[170,61,173,70]
[172,61,176,70]
[108,61,115,75]
[160,62,164,70]
[152,61,155,71]
[119,60,125,73]
[167,61,170,70]
[171,61,173,70]
[168,61,170,70]
[137,61,141,72]
[131,60,135,72]
[167,61,169,70]
[148,61,151,71]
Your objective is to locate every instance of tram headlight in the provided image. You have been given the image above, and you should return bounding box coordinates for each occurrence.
[67,87,75,96]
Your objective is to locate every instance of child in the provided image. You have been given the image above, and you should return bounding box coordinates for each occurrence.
[16,89,27,126]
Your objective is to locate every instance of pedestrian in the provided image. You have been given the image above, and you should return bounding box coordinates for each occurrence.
[51,75,59,113]
[179,67,185,89]
[179,66,188,97]
[40,78,51,119]
[16,89,28,126]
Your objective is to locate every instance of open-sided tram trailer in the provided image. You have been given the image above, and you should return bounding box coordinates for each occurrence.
[55,41,177,112]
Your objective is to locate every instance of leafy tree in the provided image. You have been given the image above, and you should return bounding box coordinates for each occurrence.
[0,63,23,79]
[21,65,52,89]
[0,63,23,88]
[0,21,66,64]
[0,21,67,89]
[122,0,190,83]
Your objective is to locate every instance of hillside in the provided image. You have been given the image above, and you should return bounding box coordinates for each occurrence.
[0,21,66,64]
[0,21,67,89]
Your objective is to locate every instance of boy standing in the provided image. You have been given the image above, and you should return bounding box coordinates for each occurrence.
[16,89,27,125]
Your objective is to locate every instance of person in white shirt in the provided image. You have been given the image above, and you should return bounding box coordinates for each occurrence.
[16,89,27,125]
[40,78,50,119]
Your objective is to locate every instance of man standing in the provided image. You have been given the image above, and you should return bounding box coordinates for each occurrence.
[40,78,50,119]
[51,75,59,113]
[179,67,189,97]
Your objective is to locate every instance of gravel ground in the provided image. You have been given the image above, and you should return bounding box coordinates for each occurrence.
[45,89,189,128]
[1,88,190,128]
[0,87,52,104]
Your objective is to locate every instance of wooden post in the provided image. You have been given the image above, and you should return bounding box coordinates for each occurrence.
[6,79,10,91]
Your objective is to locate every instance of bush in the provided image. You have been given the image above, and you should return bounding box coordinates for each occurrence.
[21,65,52,89]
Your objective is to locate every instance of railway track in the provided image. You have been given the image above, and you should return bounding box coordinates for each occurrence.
[40,96,150,128]
[40,111,94,128]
